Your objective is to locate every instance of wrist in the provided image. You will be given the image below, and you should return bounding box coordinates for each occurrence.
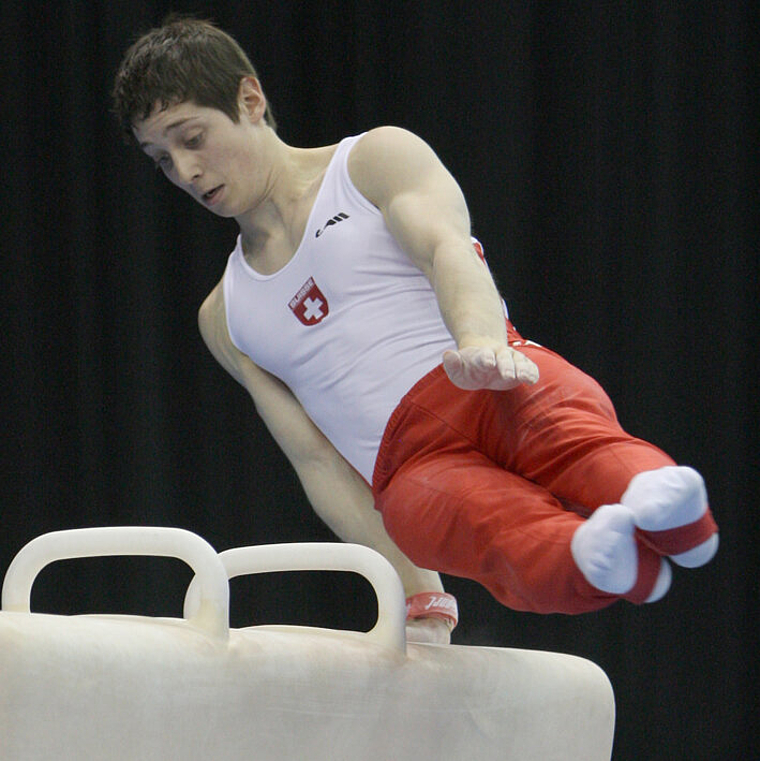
[405,592,458,631]
[455,333,508,353]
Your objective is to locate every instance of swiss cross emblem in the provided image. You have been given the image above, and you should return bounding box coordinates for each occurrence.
[289,277,329,326]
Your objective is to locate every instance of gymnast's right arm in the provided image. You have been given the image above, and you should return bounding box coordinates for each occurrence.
[197,283,448,607]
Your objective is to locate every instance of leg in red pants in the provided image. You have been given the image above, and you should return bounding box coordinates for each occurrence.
[372,327,717,614]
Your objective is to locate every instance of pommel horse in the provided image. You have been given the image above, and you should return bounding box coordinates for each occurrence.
[0,527,615,760]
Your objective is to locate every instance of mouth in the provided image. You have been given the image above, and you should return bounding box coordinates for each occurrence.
[202,185,224,206]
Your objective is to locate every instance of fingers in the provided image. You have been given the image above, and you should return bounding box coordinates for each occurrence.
[443,346,539,390]
[495,346,516,380]
[405,618,452,645]
[442,348,464,377]
[501,347,539,385]
[443,347,496,389]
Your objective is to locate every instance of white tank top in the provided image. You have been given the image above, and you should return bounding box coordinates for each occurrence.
[224,134,477,483]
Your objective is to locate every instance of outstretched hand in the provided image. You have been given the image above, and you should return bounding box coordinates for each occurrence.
[443,344,539,391]
[405,617,452,645]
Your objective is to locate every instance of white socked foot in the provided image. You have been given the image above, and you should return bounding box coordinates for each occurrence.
[621,466,707,532]
[644,558,672,603]
[571,504,638,594]
[670,534,720,568]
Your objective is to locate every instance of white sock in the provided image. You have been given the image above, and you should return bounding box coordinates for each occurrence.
[644,559,672,603]
[571,504,638,594]
[670,534,720,568]
[621,466,707,532]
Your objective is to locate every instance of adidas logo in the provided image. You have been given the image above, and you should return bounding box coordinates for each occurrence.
[315,212,349,238]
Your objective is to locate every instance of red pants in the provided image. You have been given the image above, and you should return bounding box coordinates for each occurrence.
[372,324,717,614]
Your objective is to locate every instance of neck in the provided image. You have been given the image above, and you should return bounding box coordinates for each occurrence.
[236,134,337,265]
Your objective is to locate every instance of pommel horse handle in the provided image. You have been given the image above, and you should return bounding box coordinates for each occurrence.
[1,527,230,640]
[183,543,407,653]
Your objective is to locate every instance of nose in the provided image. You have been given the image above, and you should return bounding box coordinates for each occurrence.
[172,151,201,186]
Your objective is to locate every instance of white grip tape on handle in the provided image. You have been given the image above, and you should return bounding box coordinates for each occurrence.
[1,527,230,639]
[184,542,407,653]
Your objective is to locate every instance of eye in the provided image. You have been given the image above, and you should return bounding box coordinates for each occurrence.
[154,153,172,171]
[185,131,204,149]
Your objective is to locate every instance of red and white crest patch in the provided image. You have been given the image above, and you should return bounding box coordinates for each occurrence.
[289,277,329,326]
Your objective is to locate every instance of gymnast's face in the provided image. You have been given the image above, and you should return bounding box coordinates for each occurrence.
[132,81,270,219]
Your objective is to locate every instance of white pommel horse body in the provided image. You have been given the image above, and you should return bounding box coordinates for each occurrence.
[0,527,615,760]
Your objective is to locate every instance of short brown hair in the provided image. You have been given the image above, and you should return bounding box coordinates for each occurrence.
[112,16,276,139]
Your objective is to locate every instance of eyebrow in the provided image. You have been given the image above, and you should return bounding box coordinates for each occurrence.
[138,117,196,149]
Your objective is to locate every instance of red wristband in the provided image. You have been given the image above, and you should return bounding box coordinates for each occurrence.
[405,592,458,630]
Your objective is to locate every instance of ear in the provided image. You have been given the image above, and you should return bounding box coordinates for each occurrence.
[238,76,267,124]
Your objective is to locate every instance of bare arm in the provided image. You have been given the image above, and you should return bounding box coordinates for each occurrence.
[348,126,538,390]
[198,283,448,611]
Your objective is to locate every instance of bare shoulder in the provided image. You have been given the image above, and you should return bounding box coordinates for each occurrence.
[198,280,298,406]
[197,279,251,387]
[349,126,437,173]
[197,280,227,350]
[348,127,444,206]
[352,125,429,156]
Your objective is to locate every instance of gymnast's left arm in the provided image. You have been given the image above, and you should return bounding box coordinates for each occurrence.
[295,443,454,644]
[198,284,452,644]
[348,126,539,391]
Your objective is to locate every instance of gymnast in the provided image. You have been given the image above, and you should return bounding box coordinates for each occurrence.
[113,17,719,643]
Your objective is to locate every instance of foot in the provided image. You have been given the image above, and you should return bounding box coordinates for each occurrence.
[571,504,638,594]
[670,534,719,568]
[644,559,672,603]
[621,466,707,531]
[621,466,718,567]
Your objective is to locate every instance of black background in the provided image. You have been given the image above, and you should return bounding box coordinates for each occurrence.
[2,2,756,759]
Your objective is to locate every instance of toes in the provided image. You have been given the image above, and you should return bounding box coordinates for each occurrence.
[622,466,708,532]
